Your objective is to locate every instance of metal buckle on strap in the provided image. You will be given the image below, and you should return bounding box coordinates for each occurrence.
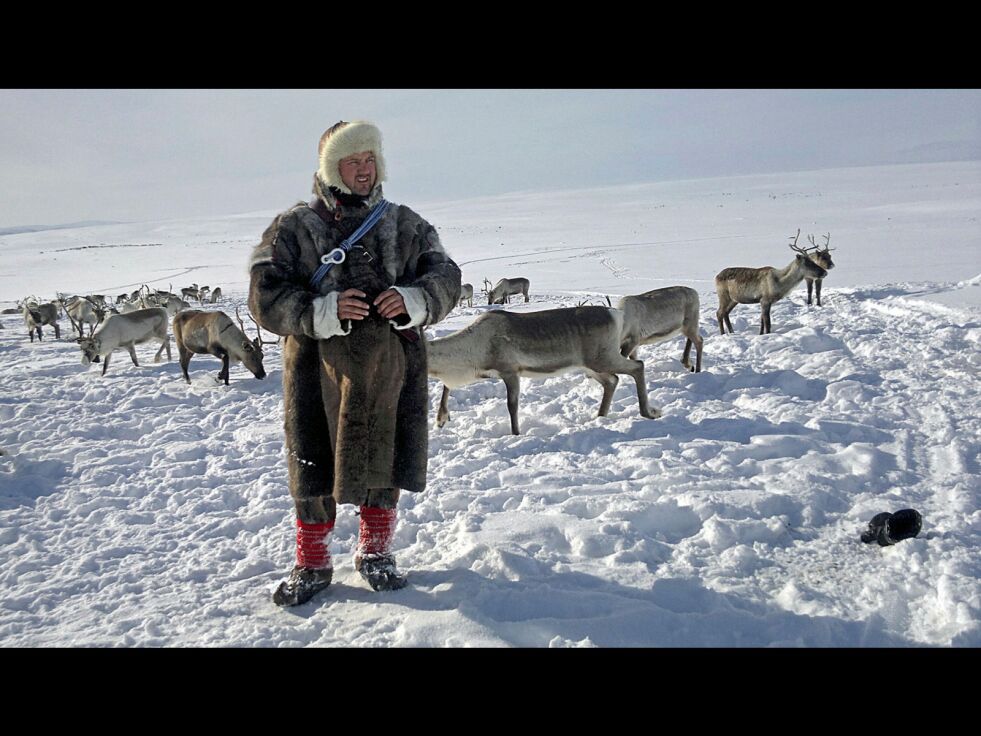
[321,248,346,266]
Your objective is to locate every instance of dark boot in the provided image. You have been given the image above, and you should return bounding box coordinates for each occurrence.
[355,553,407,592]
[273,518,334,607]
[273,566,334,607]
[355,506,407,591]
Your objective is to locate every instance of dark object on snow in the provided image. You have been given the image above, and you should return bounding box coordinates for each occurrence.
[356,553,407,591]
[861,509,923,546]
[272,565,333,607]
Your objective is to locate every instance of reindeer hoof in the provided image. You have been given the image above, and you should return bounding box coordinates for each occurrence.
[643,408,663,419]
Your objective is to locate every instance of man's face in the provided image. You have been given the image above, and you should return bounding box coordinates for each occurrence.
[338,151,377,196]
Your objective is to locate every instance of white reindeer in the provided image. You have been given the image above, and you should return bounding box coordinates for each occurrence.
[427,306,660,435]
[458,284,474,308]
[78,308,171,376]
[61,295,105,338]
[617,286,703,372]
[487,277,530,305]
[715,230,828,335]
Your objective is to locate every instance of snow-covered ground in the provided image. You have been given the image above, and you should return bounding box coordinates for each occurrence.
[1,161,978,647]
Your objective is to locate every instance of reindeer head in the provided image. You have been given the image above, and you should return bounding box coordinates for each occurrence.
[78,336,102,365]
[235,306,268,380]
[806,233,835,271]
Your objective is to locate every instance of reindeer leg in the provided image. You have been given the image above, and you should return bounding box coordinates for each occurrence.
[589,370,619,417]
[101,351,111,376]
[682,338,693,371]
[220,353,230,385]
[154,335,169,362]
[806,279,814,306]
[605,355,660,419]
[501,372,521,435]
[627,357,660,419]
[437,385,451,427]
[54,323,60,339]
[816,279,823,307]
[128,344,139,366]
[179,347,192,383]
[694,332,703,373]
[723,305,735,334]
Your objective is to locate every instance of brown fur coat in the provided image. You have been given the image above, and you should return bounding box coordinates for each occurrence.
[249,186,461,518]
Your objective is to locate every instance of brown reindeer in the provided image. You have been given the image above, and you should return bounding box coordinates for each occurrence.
[173,307,267,385]
[715,229,828,335]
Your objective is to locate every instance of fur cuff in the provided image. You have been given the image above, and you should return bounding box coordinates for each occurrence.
[391,286,429,329]
[312,292,352,339]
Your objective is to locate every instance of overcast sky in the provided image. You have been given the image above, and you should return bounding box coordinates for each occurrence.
[2,89,979,228]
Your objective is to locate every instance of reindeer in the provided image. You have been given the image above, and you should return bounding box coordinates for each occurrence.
[173,307,267,385]
[209,287,222,304]
[459,284,474,308]
[715,230,828,335]
[617,286,703,372]
[78,307,171,376]
[427,306,660,435]
[20,299,61,341]
[803,233,836,306]
[487,277,530,305]
[181,284,200,302]
[61,295,105,338]
[197,286,211,303]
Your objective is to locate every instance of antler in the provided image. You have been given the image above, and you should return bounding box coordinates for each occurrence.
[247,311,267,346]
[235,306,267,346]
[823,233,834,251]
[789,228,809,255]
[235,305,247,335]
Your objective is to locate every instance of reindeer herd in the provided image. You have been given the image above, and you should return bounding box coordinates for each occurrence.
[7,282,270,384]
[4,230,837,433]
[430,230,837,434]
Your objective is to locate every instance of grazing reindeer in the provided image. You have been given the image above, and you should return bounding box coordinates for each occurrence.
[487,277,530,305]
[617,286,703,372]
[181,284,200,302]
[803,233,836,306]
[197,286,211,303]
[428,306,660,435]
[172,307,267,385]
[715,230,828,335]
[209,287,222,304]
[459,284,474,308]
[78,307,171,376]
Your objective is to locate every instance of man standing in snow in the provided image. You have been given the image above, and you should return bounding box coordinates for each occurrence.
[248,120,461,606]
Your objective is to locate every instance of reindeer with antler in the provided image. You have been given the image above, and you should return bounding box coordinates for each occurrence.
[172,306,268,384]
[802,233,836,306]
[715,229,828,335]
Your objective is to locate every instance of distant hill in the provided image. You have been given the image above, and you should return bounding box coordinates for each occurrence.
[0,221,124,237]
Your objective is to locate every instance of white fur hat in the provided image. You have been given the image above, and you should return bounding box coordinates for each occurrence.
[317,120,387,194]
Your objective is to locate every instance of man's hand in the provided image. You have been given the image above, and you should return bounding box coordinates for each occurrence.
[337,289,370,321]
[374,289,407,320]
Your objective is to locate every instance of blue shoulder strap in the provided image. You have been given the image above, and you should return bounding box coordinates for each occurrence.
[309,199,391,290]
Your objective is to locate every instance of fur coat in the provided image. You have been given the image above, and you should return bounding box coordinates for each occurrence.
[249,185,461,515]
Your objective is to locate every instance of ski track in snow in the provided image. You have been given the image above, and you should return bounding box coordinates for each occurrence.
[0,283,978,647]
